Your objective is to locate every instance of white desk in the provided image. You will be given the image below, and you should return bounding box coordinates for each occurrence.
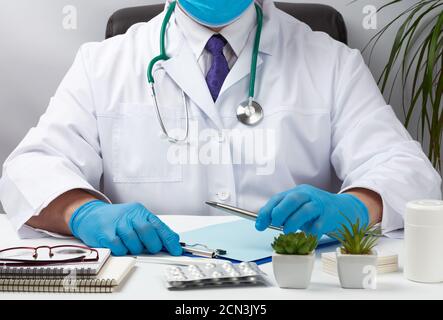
[0,214,442,300]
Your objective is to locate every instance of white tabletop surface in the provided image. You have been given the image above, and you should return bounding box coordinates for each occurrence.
[0,213,442,300]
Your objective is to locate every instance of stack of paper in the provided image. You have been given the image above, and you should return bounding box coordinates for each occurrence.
[321,250,399,276]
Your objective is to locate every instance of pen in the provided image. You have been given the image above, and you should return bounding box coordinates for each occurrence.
[205,201,283,232]
[180,242,227,259]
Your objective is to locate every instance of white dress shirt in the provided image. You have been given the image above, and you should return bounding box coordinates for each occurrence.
[174,2,257,75]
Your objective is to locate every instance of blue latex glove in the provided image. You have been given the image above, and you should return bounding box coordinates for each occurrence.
[69,200,183,256]
[255,185,369,238]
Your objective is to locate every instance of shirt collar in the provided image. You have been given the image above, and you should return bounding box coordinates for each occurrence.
[174,2,257,60]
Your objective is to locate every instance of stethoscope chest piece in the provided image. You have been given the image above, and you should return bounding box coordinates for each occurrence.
[236,100,264,126]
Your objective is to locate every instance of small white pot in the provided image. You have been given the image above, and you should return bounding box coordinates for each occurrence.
[272,251,315,289]
[336,248,377,289]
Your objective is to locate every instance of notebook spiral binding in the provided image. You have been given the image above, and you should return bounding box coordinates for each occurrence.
[0,267,95,279]
[0,278,115,293]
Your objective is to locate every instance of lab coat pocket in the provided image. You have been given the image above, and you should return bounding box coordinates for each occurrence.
[111,103,183,183]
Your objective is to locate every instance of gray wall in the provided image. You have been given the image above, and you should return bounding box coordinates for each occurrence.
[0,0,424,166]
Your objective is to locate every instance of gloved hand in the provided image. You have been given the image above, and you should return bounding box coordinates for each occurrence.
[69,200,183,256]
[255,185,369,238]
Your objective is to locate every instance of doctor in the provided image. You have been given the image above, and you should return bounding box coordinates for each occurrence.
[0,0,441,256]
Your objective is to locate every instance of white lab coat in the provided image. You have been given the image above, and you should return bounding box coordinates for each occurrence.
[0,0,441,238]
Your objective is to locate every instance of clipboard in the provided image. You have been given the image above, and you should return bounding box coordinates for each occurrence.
[179,219,337,265]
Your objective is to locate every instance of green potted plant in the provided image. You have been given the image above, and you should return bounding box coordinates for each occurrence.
[331,216,380,289]
[271,232,318,289]
[354,0,443,171]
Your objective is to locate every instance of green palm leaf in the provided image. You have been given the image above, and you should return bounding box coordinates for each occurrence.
[355,0,443,170]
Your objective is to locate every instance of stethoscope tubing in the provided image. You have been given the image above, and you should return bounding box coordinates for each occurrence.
[147,1,264,143]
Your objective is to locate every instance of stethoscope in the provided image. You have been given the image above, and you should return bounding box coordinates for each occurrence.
[147,1,264,143]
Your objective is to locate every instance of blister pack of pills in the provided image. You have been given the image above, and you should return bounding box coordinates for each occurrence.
[165,261,268,290]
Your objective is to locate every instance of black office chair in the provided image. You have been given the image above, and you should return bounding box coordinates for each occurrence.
[106,2,348,44]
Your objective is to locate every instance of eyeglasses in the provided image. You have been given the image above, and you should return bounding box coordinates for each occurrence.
[0,245,99,267]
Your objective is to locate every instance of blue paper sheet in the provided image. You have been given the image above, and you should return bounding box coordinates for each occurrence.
[180,219,337,264]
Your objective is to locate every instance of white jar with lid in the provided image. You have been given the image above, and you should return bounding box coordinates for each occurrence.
[404,200,443,283]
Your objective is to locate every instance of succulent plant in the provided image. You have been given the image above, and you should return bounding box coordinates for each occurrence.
[271,232,318,255]
[330,215,381,255]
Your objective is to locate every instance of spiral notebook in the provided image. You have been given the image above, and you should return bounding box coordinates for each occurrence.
[0,257,135,293]
[0,248,111,279]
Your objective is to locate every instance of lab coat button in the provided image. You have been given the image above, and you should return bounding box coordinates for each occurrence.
[217,191,230,201]
[218,132,225,143]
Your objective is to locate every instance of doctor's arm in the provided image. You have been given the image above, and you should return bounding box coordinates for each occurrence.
[26,189,183,256]
[256,46,440,237]
[0,45,108,237]
[0,45,182,256]
[344,188,382,224]
[26,189,96,235]
[329,47,441,233]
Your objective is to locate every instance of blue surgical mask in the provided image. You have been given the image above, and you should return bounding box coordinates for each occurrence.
[178,0,254,28]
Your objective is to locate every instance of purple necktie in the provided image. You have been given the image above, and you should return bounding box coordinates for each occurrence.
[205,34,230,102]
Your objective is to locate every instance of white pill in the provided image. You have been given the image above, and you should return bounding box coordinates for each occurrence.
[222,262,233,270]
[238,262,249,269]
[230,271,241,277]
